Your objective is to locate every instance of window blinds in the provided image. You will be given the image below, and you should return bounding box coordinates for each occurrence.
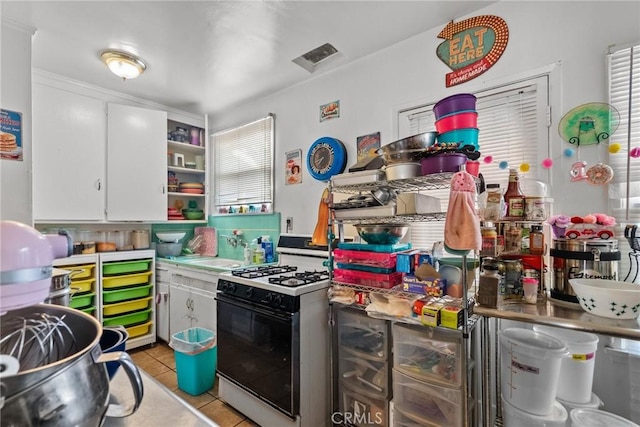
[608,44,640,223]
[212,115,274,207]
[398,77,549,249]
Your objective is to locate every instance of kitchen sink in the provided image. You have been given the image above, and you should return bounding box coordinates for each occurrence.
[175,256,243,269]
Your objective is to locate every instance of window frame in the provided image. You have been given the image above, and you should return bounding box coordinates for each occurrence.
[211,114,275,213]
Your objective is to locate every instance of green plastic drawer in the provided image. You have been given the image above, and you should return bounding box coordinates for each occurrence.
[70,291,95,309]
[102,259,152,276]
[103,283,153,303]
[103,308,152,327]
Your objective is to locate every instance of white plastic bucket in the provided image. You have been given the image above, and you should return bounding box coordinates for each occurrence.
[570,408,640,426]
[502,396,568,427]
[533,325,599,404]
[500,328,569,415]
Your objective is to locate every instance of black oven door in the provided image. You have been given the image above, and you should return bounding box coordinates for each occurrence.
[216,293,300,418]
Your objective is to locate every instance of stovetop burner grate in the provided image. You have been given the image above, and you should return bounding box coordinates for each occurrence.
[231,265,298,278]
[268,270,330,287]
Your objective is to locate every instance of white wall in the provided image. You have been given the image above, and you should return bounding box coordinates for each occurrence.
[0,19,36,225]
[209,1,640,235]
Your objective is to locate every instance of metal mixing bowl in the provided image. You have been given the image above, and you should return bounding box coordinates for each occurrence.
[355,223,410,245]
[376,132,437,164]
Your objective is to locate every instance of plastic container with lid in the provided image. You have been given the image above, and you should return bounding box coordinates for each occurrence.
[502,397,568,427]
[532,325,599,405]
[500,328,569,415]
[570,408,640,427]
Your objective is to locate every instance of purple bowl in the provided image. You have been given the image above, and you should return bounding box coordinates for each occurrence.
[420,152,467,175]
[433,94,477,120]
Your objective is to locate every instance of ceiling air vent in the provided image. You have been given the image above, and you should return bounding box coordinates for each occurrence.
[292,42,342,73]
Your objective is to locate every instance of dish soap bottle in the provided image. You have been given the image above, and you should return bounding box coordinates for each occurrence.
[252,237,265,264]
[243,243,252,266]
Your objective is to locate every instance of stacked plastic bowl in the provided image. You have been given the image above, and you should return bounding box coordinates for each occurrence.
[433,93,479,151]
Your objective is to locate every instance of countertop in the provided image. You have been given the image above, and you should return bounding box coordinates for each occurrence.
[103,368,218,427]
[156,256,244,273]
[474,298,640,340]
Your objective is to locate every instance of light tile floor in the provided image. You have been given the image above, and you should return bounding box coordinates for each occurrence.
[129,342,259,427]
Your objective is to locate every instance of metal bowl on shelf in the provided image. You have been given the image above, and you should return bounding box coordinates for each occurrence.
[376,132,437,164]
[355,223,409,245]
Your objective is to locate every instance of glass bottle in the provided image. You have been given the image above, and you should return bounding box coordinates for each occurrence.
[529,225,545,255]
[503,169,525,218]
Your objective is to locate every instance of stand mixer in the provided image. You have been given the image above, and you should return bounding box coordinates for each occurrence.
[624,224,640,282]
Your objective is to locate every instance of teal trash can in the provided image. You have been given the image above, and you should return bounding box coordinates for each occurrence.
[169,327,217,395]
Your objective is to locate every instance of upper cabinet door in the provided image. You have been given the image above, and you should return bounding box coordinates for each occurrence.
[106,103,167,221]
[33,84,107,221]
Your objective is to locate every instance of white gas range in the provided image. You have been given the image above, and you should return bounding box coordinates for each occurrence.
[216,234,331,427]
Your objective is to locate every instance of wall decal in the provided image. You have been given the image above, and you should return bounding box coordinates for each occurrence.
[436,15,509,87]
[0,108,23,161]
[320,100,340,122]
[356,132,381,162]
[286,149,302,185]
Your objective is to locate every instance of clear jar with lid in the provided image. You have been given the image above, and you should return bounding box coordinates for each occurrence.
[485,183,502,221]
[504,223,523,253]
[481,222,498,257]
[501,258,523,298]
[477,264,501,307]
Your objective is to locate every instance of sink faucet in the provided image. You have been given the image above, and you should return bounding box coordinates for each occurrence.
[221,230,244,248]
[221,235,239,248]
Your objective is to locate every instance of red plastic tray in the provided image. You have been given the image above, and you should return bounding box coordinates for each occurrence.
[333,268,403,289]
[333,249,397,269]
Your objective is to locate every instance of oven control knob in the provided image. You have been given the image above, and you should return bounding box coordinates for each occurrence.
[246,288,254,298]
[220,283,228,292]
[264,293,273,303]
[274,294,283,305]
[229,283,237,293]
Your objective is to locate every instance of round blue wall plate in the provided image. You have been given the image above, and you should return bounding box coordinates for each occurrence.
[306,137,347,181]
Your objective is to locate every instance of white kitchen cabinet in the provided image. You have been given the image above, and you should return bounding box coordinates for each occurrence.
[32,74,206,223]
[106,103,167,221]
[33,84,106,221]
[155,262,174,342]
[169,268,218,337]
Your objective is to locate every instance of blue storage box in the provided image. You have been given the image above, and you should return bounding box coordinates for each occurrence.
[396,250,433,273]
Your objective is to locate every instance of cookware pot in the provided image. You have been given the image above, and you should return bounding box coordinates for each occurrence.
[371,186,397,206]
[550,239,621,303]
[0,304,143,426]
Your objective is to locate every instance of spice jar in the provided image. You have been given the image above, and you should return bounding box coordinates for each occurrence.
[504,223,523,253]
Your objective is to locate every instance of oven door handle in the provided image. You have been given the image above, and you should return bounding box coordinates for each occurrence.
[216,294,294,321]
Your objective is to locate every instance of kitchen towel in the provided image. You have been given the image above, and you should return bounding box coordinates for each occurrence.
[444,170,482,251]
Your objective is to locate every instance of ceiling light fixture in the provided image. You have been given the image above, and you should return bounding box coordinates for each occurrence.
[100,49,147,81]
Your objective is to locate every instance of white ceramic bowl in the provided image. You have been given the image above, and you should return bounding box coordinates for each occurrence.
[569,279,640,319]
[155,231,186,243]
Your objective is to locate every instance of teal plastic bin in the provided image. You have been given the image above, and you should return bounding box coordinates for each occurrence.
[170,327,217,395]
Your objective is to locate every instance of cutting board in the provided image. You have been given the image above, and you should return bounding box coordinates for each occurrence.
[194,227,217,256]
